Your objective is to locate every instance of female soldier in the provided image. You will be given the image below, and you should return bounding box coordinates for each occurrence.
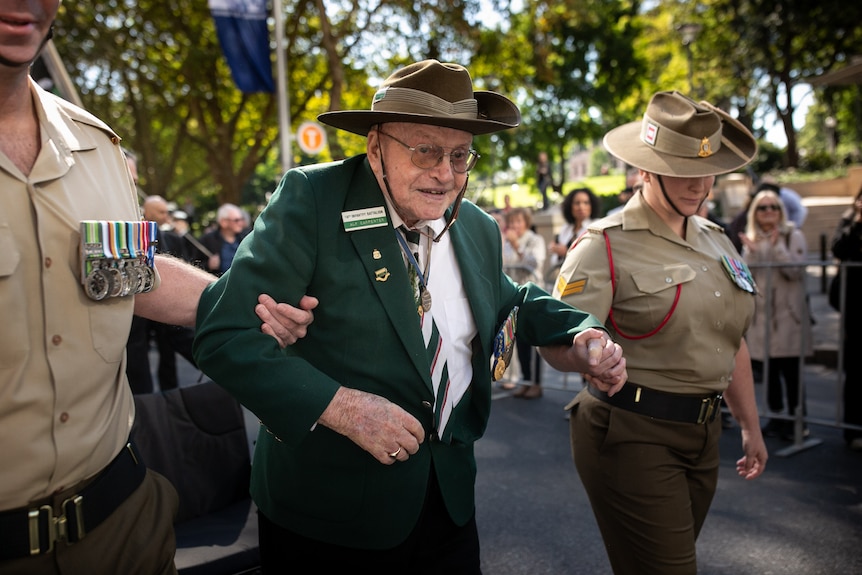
[553,91,768,575]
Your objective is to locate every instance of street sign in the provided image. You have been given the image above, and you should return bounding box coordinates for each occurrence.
[296,121,327,155]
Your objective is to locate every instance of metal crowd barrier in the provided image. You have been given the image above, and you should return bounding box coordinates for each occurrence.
[747,258,861,457]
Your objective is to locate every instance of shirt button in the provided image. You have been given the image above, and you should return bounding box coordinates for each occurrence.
[720,376,727,382]
[60,412,69,423]
[52,335,62,346]
[45,257,53,268]
[111,136,120,145]
[714,291,721,297]
[701,265,708,271]
[716,347,722,353]
[665,277,672,283]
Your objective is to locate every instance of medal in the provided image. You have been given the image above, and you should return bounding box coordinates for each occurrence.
[79,220,159,301]
[720,255,756,294]
[491,307,518,381]
[420,285,432,312]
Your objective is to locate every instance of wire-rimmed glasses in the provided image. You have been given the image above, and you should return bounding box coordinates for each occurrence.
[378,130,479,173]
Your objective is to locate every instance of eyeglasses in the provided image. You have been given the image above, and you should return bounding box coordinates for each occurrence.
[378,130,479,173]
[756,204,780,212]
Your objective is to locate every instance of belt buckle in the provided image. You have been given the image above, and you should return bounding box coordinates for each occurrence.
[27,495,85,555]
[697,395,722,424]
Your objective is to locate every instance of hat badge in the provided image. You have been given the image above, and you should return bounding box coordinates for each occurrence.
[698,137,713,158]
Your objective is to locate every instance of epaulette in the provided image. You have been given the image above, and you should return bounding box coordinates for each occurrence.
[44,90,121,143]
[585,211,624,235]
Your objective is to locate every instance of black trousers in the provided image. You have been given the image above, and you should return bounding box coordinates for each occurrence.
[515,339,541,384]
[258,469,481,574]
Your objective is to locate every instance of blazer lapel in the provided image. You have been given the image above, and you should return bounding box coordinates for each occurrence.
[342,162,432,384]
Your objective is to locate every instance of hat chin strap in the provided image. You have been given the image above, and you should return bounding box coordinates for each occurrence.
[378,136,466,243]
[656,175,687,219]
[655,175,709,240]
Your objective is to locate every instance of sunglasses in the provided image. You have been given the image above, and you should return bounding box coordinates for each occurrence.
[756,204,780,212]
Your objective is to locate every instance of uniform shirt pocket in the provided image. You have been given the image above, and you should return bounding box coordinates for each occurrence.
[0,223,21,277]
[631,263,696,294]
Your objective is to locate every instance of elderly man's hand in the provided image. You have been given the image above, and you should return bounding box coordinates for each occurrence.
[256,294,318,348]
[539,328,627,395]
[318,387,426,465]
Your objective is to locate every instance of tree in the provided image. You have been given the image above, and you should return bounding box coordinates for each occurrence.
[707,0,862,168]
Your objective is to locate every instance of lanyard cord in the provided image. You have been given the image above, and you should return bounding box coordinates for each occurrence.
[604,229,681,340]
[395,227,430,289]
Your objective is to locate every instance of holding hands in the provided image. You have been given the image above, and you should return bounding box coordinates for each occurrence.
[540,328,627,395]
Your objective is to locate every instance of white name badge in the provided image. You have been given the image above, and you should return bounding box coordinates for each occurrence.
[342,206,388,231]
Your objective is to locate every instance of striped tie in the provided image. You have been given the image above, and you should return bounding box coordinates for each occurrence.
[401,227,453,441]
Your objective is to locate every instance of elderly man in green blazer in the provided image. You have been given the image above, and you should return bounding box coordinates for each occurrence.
[193,59,627,573]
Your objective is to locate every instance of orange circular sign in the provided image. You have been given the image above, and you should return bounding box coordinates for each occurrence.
[296,121,327,155]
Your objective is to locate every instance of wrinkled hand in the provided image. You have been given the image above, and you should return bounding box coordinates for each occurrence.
[572,329,627,395]
[318,387,426,465]
[736,426,768,480]
[256,293,318,348]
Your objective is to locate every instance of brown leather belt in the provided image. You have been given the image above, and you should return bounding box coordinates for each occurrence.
[587,383,722,424]
[0,441,146,560]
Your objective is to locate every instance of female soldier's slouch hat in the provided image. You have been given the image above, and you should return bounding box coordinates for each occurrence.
[318,59,521,136]
[603,91,757,178]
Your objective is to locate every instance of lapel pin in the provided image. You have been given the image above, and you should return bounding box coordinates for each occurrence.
[375,268,390,282]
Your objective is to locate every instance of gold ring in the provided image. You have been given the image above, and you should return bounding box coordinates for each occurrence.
[388,447,402,458]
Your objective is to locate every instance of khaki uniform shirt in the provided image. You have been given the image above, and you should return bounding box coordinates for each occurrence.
[553,192,755,395]
[0,80,139,510]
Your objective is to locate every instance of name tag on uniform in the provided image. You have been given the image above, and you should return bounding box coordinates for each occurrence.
[342,207,388,231]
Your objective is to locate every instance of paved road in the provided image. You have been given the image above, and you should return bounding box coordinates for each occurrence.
[476,372,862,575]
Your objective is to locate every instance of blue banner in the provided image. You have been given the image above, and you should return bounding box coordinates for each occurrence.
[209,0,275,93]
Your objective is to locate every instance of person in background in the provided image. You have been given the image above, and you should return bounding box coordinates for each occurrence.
[728,181,808,253]
[831,185,862,451]
[502,207,547,397]
[126,194,190,394]
[548,187,601,279]
[0,3,313,572]
[740,190,812,440]
[537,151,552,210]
[169,209,197,262]
[554,91,767,574]
[605,183,637,216]
[192,59,627,574]
[195,203,248,275]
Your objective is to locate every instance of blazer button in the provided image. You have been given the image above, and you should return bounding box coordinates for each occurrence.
[422,401,433,410]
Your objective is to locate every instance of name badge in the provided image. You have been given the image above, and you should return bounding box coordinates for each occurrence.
[342,206,388,232]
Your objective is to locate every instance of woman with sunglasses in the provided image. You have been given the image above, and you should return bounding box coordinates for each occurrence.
[739,190,812,441]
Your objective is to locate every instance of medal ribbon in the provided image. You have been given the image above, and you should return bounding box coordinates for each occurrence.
[395,228,428,289]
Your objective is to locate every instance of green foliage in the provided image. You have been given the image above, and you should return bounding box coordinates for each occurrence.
[48,0,862,216]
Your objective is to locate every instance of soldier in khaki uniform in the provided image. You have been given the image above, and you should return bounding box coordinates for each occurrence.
[0,3,310,572]
[553,91,768,575]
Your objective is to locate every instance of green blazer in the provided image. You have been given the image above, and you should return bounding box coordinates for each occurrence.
[193,155,603,549]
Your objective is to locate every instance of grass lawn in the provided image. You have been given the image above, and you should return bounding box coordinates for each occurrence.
[475,174,627,214]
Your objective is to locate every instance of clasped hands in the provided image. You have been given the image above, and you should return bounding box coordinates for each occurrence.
[539,328,627,396]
